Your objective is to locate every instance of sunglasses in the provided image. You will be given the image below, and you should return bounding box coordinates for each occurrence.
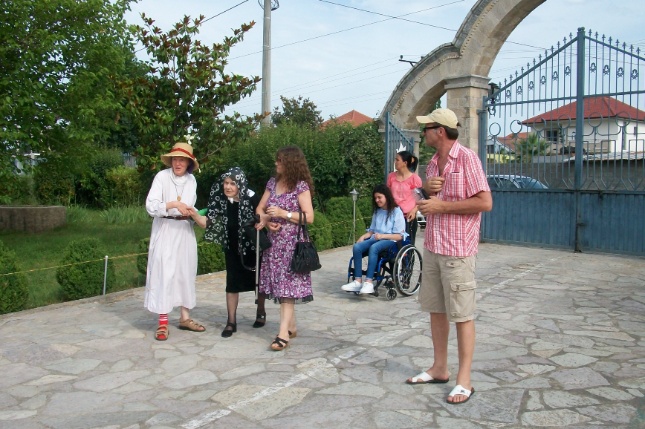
[423,125,442,132]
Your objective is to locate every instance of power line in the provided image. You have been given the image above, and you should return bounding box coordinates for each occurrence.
[231,2,464,60]
[318,0,546,51]
[317,0,465,32]
[202,0,249,24]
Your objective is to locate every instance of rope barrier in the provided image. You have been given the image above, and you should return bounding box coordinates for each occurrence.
[0,215,374,278]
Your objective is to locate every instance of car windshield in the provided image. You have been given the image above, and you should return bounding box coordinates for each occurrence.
[515,177,548,189]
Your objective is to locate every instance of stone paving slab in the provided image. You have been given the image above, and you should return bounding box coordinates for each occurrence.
[1,241,644,428]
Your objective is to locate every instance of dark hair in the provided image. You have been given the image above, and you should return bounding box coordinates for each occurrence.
[372,183,398,220]
[397,150,418,172]
[275,146,314,194]
[443,126,459,140]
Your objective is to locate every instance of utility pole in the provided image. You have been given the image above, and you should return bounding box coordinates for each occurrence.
[260,0,279,127]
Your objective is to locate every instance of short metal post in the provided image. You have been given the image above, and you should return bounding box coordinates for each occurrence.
[103,255,108,295]
[350,189,359,243]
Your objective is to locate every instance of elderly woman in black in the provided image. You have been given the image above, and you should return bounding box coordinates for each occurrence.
[190,167,267,337]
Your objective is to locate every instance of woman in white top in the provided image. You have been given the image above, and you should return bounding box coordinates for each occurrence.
[144,142,205,341]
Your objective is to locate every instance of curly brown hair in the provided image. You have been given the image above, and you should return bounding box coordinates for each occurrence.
[275,146,314,194]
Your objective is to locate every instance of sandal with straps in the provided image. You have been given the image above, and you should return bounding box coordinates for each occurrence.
[178,318,206,332]
[270,336,289,351]
[155,325,169,341]
[221,322,237,338]
[252,312,266,328]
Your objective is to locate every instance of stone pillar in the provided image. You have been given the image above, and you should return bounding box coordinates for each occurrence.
[444,75,490,151]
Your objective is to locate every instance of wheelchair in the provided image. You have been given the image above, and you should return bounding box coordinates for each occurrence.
[346,234,422,300]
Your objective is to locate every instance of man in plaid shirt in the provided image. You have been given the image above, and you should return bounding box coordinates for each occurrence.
[406,108,492,405]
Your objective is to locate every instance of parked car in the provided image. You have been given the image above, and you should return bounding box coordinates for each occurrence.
[487,174,548,190]
[416,210,426,229]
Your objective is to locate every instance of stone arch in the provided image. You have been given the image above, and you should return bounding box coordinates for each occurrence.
[381,0,546,149]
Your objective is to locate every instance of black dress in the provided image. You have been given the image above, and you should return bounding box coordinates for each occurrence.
[224,196,260,293]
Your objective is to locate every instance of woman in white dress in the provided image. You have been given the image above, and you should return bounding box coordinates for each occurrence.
[144,142,205,341]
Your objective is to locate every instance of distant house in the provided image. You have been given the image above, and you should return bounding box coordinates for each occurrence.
[321,110,374,128]
[521,96,645,154]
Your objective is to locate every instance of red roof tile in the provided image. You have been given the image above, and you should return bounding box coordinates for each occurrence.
[322,110,374,128]
[522,96,645,124]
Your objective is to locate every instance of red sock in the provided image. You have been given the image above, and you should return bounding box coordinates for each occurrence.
[159,314,168,326]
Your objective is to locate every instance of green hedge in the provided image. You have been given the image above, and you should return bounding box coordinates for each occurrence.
[197,240,225,275]
[325,196,366,247]
[0,240,29,314]
[56,238,116,300]
[309,210,333,251]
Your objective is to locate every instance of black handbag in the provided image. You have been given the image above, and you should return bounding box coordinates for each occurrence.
[290,212,322,274]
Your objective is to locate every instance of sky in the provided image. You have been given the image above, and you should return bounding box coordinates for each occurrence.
[125,0,645,122]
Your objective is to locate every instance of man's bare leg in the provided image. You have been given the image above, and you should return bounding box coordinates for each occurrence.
[425,312,450,380]
[448,319,475,403]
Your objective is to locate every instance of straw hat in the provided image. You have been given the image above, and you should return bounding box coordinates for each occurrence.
[160,142,199,170]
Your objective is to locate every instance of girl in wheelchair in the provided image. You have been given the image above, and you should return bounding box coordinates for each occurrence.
[341,184,407,294]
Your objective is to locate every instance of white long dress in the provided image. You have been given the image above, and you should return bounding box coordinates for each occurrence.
[144,168,198,314]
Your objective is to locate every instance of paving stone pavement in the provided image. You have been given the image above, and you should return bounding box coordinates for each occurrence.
[1,239,644,429]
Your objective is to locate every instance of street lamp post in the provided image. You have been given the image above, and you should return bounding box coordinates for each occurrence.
[350,189,359,243]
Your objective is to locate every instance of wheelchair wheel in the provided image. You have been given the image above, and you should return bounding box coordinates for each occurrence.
[393,244,422,296]
[386,288,397,300]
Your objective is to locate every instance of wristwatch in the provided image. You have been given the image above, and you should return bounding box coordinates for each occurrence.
[286,212,292,219]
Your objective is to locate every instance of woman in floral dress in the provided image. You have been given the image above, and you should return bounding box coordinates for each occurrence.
[256,146,315,351]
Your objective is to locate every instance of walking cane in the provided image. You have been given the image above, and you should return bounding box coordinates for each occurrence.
[254,214,261,304]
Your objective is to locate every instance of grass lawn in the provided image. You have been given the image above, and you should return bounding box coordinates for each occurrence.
[0,207,204,310]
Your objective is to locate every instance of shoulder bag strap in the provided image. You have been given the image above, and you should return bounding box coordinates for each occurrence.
[295,211,303,240]
[300,212,312,242]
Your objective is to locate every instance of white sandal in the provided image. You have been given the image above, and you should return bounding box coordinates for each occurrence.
[446,384,475,404]
[405,371,449,384]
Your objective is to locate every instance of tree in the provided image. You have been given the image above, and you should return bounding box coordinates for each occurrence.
[516,133,549,162]
[124,14,262,173]
[0,0,135,170]
[272,96,323,129]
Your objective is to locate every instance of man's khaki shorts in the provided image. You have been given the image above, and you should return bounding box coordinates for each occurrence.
[418,250,477,322]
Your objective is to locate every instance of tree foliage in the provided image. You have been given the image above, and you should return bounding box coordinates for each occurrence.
[516,133,549,162]
[272,96,323,129]
[124,14,263,172]
[0,0,135,168]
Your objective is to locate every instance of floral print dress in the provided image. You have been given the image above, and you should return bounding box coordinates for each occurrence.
[259,178,313,303]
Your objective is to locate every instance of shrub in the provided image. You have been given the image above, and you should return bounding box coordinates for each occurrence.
[308,210,333,251]
[105,166,142,207]
[197,240,225,275]
[76,149,125,209]
[33,161,76,205]
[0,240,29,314]
[56,238,116,300]
[324,196,366,248]
[0,174,37,205]
[357,196,374,228]
[137,237,150,276]
[341,122,385,197]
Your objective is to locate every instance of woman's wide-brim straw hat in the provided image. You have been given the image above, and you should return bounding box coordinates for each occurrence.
[161,142,199,170]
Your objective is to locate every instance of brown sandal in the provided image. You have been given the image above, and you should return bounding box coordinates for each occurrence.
[155,325,169,341]
[178,319,206,332]
[270,336,289,351]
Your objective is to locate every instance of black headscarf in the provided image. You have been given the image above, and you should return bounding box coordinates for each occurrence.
[204,167,257,256]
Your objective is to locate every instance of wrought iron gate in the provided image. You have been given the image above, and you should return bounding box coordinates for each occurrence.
[480,27,645,256]
[384,112,414,180]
